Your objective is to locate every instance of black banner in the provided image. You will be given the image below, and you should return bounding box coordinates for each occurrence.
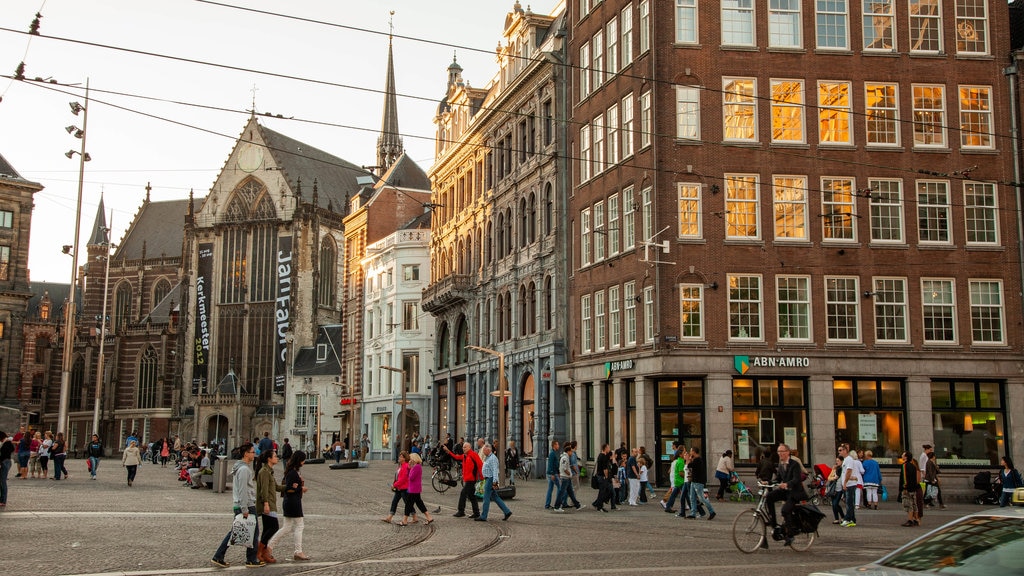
[192,242,213,395]
[274,235,293,394]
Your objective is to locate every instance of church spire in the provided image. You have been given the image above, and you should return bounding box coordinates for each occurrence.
[376,11,403,175]
[87,192,108,246]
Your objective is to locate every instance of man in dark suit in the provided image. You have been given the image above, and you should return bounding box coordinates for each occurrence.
[764,443,807,544]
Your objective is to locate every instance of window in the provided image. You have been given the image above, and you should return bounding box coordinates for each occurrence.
[771,80,805,143]
[922,279,956,343]
[821,177,856,240]
[403,301,419,330]
[769,0,802,48]
[675,86,700,140]
[676,0,698,43]
[641,187,653,242]
[606,17,619,75]
[152,278,171,311]
[872,277,908,342]
[930,380,1004,466]
[621,5,634,65]
[863,0,895,50]
[609,284,621,348]
[917,180,951,243]
[607,104,620,165]
[643,286,655,342]
[955,0,988,54]
[639,90,652,148]
[825,276,860,342]
[581,207,592,267]
[834,379,906,461]
[579,42,591,100]
[625,280,637,345]
[608,193,621,255]
[728,274,762,340]
[621,93,634,156]
[579,124,591,182]
[581,295,592,353]
[777,276,811,340]
[594,200,606,261]
[969,280,1003,344]
[725,174,760,239]
[818,81,852,145]
[678,184,702,238]
[959,86,992,148]
[0,210,12,228]
[773,176,807,240]
[543,100,553,145]
[592,114,605,174]
[723,78,757,142]
[639,0,650,52]
[865,83,899,146]
[733,378,809,461]
[595,289,606,350]
[403,352,420,393]
[592,30,605,88]
[964,182,997,244]
[623,186,636,250]
[816,0,849,49]
[114,282,132,328]
[913,85,946,147]
[677,283,704,339]
[0,245,9,281]
[722,0,755,46]
[137,347,158,409]
[909,0,942,53]
[295,393,319,428]
[402,264,419,282]
[869,179,904,243]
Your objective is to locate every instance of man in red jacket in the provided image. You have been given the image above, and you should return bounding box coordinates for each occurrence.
[445,442,482,518]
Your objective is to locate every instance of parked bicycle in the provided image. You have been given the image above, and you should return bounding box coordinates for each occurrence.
[515,459,533,482]
[731,482,825,553]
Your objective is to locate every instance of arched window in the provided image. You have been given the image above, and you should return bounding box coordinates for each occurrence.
[544,275,553,330]
[114,282,133,329]
[529,281,537,333]
[529,192,537,243]
[138,346,158,409]
[437,323,451,369]
[70,355,84,409]
[544,182,554,236]
[455,316,469,364]
[152,278,171,311]
[485,221,493,264]
[318,237,337,308]
[518,284,528,336]
[504,291,513,341]
[505,208,514,255]
[496,212,505,258]
[519,198,528,248]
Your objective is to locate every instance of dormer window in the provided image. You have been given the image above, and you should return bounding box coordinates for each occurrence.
[317,343,329,362]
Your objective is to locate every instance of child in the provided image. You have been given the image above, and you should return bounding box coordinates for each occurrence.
[638,457,650,503]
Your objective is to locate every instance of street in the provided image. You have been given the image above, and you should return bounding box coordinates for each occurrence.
[3,457,965,575]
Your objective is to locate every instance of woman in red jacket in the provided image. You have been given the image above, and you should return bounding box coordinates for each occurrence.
[382,451,410,523]
[399,453,434,526]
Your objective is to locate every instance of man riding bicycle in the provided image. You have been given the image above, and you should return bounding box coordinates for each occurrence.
[763,443,807,546]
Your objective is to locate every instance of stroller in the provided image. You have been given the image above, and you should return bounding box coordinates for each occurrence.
[973,471,1001,505]
[728,472,756,502]
[806,464,832,506]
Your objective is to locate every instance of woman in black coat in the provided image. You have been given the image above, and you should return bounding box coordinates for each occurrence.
[266,451,310,562]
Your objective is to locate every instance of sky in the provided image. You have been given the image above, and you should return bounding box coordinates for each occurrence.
[0,0,559,283]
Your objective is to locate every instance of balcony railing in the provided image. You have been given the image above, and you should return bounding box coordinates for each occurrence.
[421,274,472,314]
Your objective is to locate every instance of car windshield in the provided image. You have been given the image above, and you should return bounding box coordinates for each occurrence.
[879,515,1024,574]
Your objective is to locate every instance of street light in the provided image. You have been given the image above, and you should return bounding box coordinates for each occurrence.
[332,380,358,462]
[58,79,90,436]
[91,218,113,436]
[380,365,408,461]
[467,345,509,482]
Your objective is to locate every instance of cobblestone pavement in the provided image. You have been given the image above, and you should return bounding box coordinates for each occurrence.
[2,457,974,575]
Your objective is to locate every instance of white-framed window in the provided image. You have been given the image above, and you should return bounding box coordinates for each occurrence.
[818,81,852,145]
[403,301,419,330]
[768,0,802,48]
[623,186,636,250]
[821,177,856,241]
[676,0,698,43]
[969,280,1003,344]
[592,113,605,174]
[621,4,634,65]
[680,283,703,339]
[912,84,946,147]
[722,0,756,46]
[580,0,592,19]
[771,79,805,143]
[964,181,998,245]
[609,284,621,348]
[865,82,899,146]
[581,207,592,267]
[639,0,650,53]
[772,175,807,240]
[606,17,619,76]
[579,42,591,101]
[816,0,849,49]
[955,0,988,55]
[868,178,904,243]
[639,90,652,148]
[641,186,653,243]
[725,174,760,239]
[728,274,762,340]
[916,180,951,244]
[592,29,605,88]
[676,86,700,140]
[625,280,637,345]
[723,78,757,142]
[595,289,606,351]
[678,183,702,238]
[825,276,860,342]
[871,277,909,343]
[621,93,635,157]
[643,286,655,343]
[909,0,942,53]
[608,193,621,255]
[921,278,956,343]
[579,124,592,182]
[863,0,895,51]
[777,275,811,341]
[581,294,592,353]
[607,104,620,165]
[594,200,606,261]
[959,85,993,149]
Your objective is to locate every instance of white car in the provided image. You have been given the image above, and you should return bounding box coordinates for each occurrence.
[809,504,1024,575]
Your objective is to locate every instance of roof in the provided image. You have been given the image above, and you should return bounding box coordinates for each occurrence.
[401,210,432,231]
[88,195,109,246]
[114,198,195,261]
[0,151,43,190]
[377,151,431,191]
[25,281,78,322]
[141,281,181,324]
[293,325,343,376]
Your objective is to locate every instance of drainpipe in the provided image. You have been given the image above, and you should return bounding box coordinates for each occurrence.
[1005,60,1024,334]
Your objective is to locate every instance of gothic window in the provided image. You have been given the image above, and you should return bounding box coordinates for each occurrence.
[152,278,171,312]
[438,322,451,369]
[70,355,85,410]
[456,316,469,364]
[114,281,133,329]
[319,237,337,308]
[138,346,158,409]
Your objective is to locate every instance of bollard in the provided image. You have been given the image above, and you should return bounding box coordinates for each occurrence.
[214,455,229,493]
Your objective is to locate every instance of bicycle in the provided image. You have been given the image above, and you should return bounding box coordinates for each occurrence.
[515,459,533,482]
[731,482,823,553]
[431,465,459,494]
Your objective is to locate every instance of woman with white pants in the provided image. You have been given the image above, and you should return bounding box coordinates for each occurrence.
[267,451,310,562]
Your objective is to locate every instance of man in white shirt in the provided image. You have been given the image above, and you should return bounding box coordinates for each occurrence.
[839,444,862,527]
[918,444,933,475]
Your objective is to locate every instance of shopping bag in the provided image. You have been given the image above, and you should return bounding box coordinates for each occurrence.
[474,480,486,498]
[880,485,888,502]
[229,513,257,548]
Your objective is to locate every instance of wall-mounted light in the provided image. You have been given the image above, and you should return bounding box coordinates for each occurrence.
[837,410,847,430]
[933,413,943,431]
[963,414,973,432]
[863,291,877,298]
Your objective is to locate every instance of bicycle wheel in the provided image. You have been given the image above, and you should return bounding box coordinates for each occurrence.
[788,529,815,552]
[432,469,452,494]
[808,494,822,506]
[732,509,767,553]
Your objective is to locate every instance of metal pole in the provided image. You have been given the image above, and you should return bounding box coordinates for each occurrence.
[380,365,406,461]
[467,346,506,482]
[91,215,112,436]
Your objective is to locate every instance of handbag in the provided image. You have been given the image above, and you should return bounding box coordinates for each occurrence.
[714,470,729,481]
[591,474,599,489]
[880,485,888,502]
[229,513,257,548]
[474,480,486,498]
[825,479,838,498]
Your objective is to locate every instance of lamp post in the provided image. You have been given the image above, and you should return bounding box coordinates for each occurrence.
[380,365,407,461]
[467,345,508,483]
[91,219,113,436]
[58,79,90,436]
[333,381,358,461]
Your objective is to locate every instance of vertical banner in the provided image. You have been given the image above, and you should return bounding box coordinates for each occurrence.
[274,235,293,394]
[193,242,213,395]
